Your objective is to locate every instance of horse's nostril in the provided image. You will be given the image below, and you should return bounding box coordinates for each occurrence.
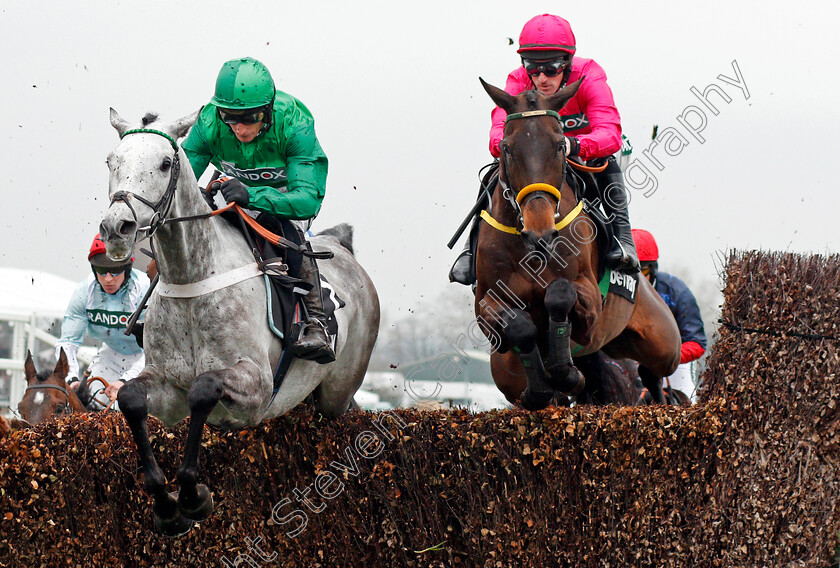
[118,220,137,237]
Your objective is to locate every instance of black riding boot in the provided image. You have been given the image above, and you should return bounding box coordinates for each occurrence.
[595,157,639,272]
[292,251,336,364]
[448,216,480,285]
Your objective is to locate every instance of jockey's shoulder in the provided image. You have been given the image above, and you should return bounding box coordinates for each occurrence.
[568,57,608,82]
[129,268,150,288]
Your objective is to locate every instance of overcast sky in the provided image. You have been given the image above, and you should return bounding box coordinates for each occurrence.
[3,1,838,325]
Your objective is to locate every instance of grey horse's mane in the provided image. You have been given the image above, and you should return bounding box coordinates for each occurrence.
[141,113,160,127]
[317,223,354,256]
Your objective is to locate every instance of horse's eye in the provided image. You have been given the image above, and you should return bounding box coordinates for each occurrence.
[160,158,172,172]
[55,406,65,414]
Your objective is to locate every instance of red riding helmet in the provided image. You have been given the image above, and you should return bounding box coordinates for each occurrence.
[631,229,659,263]
[88,233,133,268]
[517,14,577,58]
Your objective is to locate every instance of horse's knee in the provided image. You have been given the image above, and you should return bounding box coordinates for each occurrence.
[503,310,537,352]
[118,380,148,420]
[188,373,224,411]
[545,279,576,319]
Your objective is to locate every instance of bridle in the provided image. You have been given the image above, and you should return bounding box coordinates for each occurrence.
[109,128,182,239]
[492,109,582,233]
[24,383,72,414]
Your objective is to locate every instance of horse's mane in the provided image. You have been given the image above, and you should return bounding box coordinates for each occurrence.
[316,223,354,256]
[524,90,541,110]
[141,113,160,127]
[35,370,52,383]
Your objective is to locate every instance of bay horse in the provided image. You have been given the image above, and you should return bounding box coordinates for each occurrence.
[99,109,380,536]
[18,349,87,425]
[475,79,681,410]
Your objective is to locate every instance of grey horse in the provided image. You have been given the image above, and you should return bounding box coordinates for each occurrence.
[99,109,380,536]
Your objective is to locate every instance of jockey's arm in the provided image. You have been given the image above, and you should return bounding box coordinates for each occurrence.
[668,276,707,363]
[571,63,622,161]
[120,352,146,384]
[246,123,328,220]
[182,122,213,182]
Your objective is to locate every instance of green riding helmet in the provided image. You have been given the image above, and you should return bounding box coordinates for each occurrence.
[211,57,276,110]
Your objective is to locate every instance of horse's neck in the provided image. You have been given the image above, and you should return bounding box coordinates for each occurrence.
[154,164,252,284]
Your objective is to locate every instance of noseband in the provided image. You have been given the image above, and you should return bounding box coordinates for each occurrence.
[25,383,72,413]
[109,128,182,238]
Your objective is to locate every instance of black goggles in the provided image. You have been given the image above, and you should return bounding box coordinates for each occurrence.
[218,107,266,125]
[523,57,570,77]
[92,265,130,276]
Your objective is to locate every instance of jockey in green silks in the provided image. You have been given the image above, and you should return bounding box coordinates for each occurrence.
[182,56,335,363]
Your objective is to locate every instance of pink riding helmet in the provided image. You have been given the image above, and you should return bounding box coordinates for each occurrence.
[517,14,577,57]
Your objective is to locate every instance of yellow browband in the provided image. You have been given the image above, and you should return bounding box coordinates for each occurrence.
[480,201,584,236]
[516,183,563,204]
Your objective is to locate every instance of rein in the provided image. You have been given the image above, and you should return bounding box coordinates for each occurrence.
[112,128,330,333]
[85,376,116,411]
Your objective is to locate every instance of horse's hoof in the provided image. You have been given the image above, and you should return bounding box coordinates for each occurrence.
[553,393,572,407]
[154,509,194,538]
[520,389,553,411]
[557,368,585,396]
[176,485,214,523]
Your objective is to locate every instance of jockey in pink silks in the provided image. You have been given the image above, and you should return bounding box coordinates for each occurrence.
[449,14,640,286]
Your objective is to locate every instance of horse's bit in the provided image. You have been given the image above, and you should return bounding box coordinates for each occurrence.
[109,128,182,238]
[25,383,71,414]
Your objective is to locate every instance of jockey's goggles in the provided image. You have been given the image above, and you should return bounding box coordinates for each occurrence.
[92,265,130,276]
[523,56,570,77]
[217,107,266,125]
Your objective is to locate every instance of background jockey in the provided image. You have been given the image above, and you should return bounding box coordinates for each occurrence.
[56,234,150,409]
[450,13,639,286]
[182,56,335,364]
[632,229,707,399]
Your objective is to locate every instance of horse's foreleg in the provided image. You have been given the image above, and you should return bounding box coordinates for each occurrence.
[544,279,585,395]
[501,309,554,411]
[119,376,193,537]
[638,365,666,404]
[176,371,224,522]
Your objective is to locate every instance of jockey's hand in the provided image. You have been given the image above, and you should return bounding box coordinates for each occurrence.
[67,378,80,392]
[220,178,250,208]
[104,380,125,402]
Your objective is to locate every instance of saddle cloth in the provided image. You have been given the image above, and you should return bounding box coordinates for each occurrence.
[219,209,344,346]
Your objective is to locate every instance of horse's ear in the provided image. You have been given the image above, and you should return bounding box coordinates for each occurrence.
[54,348,69,380]
[10,417,31,431]
[110,108,131,137]
[170,108,200,140]
[547,77,584,113]
[24,350,37,381]
[480,77,517,115]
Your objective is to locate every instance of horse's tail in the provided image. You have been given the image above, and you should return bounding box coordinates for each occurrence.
[316,223,355,255]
